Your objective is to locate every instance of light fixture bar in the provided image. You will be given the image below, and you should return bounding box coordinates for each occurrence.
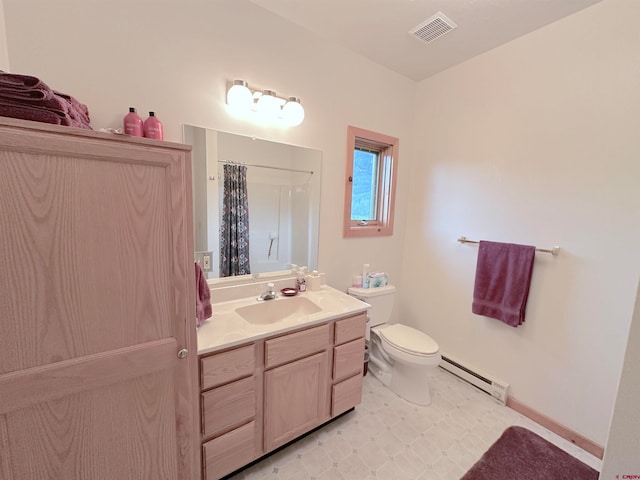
[225,79,305,126]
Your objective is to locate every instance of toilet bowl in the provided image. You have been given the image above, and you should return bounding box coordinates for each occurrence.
[347,285,441,405]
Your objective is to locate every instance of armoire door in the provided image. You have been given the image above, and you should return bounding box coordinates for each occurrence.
[0,118,199,480]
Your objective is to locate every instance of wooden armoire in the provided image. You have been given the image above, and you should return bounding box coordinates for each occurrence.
[0,117,199,479]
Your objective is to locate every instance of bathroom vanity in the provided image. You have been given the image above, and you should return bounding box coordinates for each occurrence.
[197,286,369,479]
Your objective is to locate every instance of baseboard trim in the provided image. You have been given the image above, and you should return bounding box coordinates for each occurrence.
[506,396,604,459]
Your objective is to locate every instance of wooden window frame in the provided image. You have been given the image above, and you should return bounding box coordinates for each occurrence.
[343,125,399,238]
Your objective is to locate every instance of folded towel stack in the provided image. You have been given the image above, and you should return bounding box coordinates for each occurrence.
[0,71,91,129]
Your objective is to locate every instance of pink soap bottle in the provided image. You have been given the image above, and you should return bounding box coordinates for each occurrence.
[143,111,164,140]
[123,107,143,137]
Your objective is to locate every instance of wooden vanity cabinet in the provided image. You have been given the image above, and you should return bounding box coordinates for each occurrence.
[198,312,366,479]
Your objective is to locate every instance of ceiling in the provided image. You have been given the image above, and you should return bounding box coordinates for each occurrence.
[249,0,602,81]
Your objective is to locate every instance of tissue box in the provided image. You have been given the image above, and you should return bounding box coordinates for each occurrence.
[368,272,388,288]
[307,272,326,291]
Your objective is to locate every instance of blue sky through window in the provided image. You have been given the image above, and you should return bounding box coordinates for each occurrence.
[351,148,379,220]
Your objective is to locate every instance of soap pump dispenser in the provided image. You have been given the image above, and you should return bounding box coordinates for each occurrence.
[296,266,307,292]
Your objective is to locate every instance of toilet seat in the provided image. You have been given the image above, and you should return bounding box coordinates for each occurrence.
[378,324,439,357]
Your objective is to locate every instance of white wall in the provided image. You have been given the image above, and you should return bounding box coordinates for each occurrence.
[1,0,415,297]
[403,0,640,446]
[0,0,9,71]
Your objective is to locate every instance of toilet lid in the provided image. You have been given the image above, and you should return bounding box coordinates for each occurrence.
[379,324,439,356]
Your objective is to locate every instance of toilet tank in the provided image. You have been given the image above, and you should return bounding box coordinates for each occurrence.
[347,285,396,328]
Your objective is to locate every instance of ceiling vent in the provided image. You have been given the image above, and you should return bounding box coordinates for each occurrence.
[409,12,457,44]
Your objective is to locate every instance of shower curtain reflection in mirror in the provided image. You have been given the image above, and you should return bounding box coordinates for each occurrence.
[220,163,313,277]
[220,164,251,276]
[184,124,321,279]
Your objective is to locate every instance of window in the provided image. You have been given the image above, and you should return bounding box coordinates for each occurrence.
[343,126,399,237]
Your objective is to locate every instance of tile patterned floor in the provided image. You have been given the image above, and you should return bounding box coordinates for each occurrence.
[229,368,602,480]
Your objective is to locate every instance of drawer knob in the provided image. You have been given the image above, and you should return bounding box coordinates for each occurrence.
[177,348,188,359]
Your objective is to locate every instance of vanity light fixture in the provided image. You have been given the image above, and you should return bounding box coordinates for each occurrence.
[226,80,305,126]
[226,80,253,110]
[256,89,280,118]
[282,97,305,126]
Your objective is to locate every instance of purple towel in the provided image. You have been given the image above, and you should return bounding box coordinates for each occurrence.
[0,71,45,89]
[0,86,52,102]
[195,262,212,327]
[472,241,536,327]
[53,90,91,124]
[0,100,67,125]
[0,91,69,113]
[0,71,91,129]
[0,99,91,129]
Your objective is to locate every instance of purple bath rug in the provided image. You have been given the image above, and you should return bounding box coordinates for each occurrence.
[461,426,599,480]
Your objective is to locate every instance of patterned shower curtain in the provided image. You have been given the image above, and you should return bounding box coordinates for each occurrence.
[220,164,251,276]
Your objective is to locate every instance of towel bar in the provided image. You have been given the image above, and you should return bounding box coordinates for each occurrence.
[458,236,560,256]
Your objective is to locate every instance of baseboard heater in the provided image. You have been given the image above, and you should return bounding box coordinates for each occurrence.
[439,354,509,405]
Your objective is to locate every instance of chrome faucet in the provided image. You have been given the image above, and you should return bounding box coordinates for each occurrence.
[258,282,277,301]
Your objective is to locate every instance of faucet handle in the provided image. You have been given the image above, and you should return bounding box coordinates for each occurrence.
[257,282,278,301]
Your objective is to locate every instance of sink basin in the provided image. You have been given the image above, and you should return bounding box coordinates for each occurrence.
[236,296,322,325]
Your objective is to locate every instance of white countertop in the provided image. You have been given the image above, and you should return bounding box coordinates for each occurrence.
[197,285,370,355]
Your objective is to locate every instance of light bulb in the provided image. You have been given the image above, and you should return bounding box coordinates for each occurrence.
[257,90,280,118]
[226,80,253,111]
[282,97,305,126]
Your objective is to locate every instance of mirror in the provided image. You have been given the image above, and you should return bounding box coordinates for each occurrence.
[184,125,322,279]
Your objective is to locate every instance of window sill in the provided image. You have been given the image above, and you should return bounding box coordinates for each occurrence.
[344,224,393,238]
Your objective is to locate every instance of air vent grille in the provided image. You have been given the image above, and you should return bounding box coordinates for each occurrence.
[410,12,457,44]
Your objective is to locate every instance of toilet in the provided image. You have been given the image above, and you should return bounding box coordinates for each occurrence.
[348,285,441,405]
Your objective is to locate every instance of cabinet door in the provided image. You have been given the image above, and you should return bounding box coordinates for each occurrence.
[0,120,198,480]
[264,351,329,451]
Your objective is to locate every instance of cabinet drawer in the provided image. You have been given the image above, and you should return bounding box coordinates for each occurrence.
[265,323,330,369]
[333,337,365,382]
[202,376,256,440]
[201,344,255,390]
[332,374,363,417]
[334,313,366,345]
[203,421,256,480]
